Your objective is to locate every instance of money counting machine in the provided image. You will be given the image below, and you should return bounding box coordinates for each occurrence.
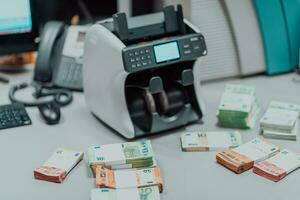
[83,5,207,139]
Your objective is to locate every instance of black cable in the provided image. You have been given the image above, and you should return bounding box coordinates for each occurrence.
[9,82,73,107]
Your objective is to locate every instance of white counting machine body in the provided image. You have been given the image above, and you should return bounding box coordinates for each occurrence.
[83,5,207,139]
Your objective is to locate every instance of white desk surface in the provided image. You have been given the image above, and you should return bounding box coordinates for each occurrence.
[0,69,300,200]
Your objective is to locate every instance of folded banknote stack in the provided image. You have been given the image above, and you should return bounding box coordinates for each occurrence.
[216,137,279,174]
[260,101,300,140]
[88,140,156,176]
[34,148,84,183]
[253,149,300,182]
[95,166,163,192]
[217,84,260,129]
[89,140,162,200]
[181,131,242,152]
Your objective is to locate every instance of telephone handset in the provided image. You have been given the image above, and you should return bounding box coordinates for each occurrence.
[34,21,89,91]
[34,21,65,83]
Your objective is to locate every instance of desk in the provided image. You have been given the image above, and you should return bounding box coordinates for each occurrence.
[0,69,299,200]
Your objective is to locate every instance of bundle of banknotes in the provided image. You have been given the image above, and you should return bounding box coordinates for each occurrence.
[253,149,300,182]
[95,165,163,192]
[217,84,260,129]
[216,137,279,174]
[260,101,300,140]
[34,148,84,183]
[88,140,156,176]
[91,186,160,200]
[89,140,163,200]
[181,131,242,152]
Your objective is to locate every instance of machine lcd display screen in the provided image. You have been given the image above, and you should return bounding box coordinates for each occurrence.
[153,41,180,63]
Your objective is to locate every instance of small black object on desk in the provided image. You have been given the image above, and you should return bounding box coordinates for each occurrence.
[38,103,61,125]
[0,74,9,83]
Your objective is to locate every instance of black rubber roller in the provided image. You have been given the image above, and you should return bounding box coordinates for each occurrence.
[154,91,169,115]
[165,88,186,116]
[126,89,156,132]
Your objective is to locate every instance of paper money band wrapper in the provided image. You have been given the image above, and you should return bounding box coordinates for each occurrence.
[216,138,280,174]
[253,149,300,182]
[34,148,84,183]
[95,166,163,192]
[216,150,254,174]
[34,166,68,183]
[253,160,287,182]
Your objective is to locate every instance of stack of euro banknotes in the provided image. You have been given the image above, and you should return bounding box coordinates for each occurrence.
[216,137,300,182]
[88,140,163,200]
[34,148,84,183]
[181,131,300,182]
[33,140,163,200]
[181,131,243,152]
[217,84,260,129]
[260,101,300,140]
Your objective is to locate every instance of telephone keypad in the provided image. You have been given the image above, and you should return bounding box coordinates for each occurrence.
[54,56,83,90]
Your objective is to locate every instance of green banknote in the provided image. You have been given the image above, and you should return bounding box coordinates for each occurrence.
[181,131,242,151]
[217,84,260,129]
[88,140,155,173]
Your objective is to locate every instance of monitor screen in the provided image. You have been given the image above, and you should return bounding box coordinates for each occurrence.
[0,0,32,35]
[153,41,180,63]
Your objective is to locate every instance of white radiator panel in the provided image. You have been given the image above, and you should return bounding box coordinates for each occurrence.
[224,0,266,75]
[189,0,240,81]
[163,0,240,81]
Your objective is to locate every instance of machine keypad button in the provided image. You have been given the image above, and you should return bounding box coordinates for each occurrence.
[193,45,200,50]
[147,55,151,59]
[190,37,199,42]
[129,52,134,57]
[136,63,142,67]
[142,62,147,66]
[135,57,140,61]
[140,50,144,54]
[183,44,190,48]
[145,49,150,53]
[134,51,139,55]
[130,58,135,62]
[141,56,145,60]
[184,50,192,55]
[131,64,136,68]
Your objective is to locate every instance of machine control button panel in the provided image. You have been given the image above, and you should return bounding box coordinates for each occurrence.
[180,36,205,57]
[123,33,206,73]
[124,47,155,70]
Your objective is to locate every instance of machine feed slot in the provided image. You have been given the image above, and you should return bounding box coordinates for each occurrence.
[125,63,202,137]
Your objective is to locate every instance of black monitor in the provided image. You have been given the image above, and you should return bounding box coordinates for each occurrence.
[0,0,38,55]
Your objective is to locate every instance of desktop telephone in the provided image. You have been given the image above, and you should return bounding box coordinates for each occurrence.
[34,21,89,91]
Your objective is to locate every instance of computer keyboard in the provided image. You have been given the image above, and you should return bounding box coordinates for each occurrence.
[0,103,31,130]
